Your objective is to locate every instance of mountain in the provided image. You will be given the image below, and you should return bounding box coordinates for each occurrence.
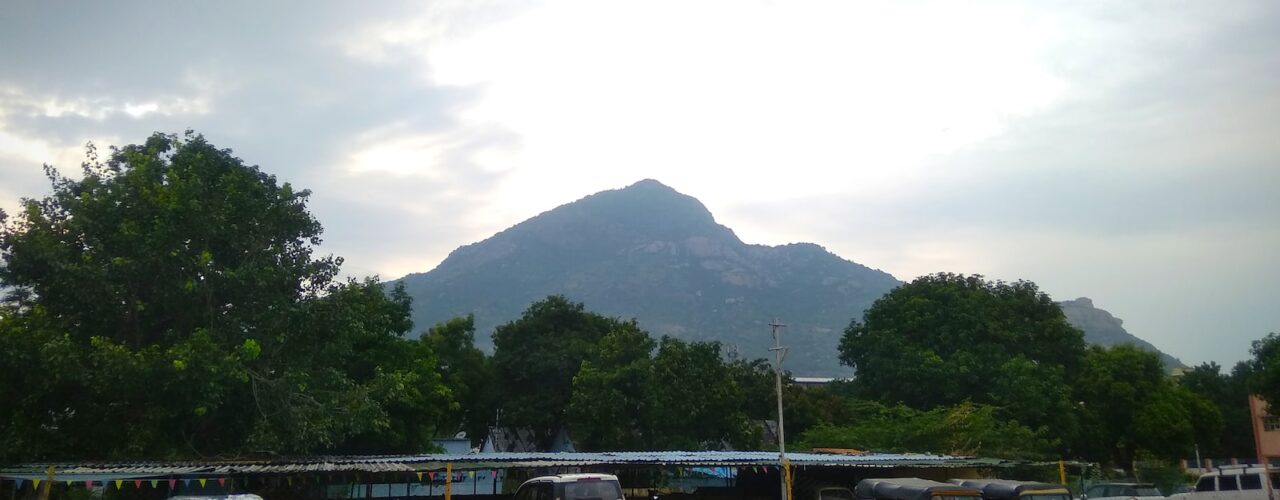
[392,179,1187,376]
[1058,297,1186,369]
[392,179,903,376]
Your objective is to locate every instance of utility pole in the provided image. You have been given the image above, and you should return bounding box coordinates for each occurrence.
[770,319,790,500]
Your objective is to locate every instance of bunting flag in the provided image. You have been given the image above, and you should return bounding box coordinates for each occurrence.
[15,479,25,490]
[183,479,193,487]
[66,480,74,487]
[169,479,178,489]
[218,478,227,487]
[428,472,436,481]
[84,480,93,489]
[416,472,423,482]
[33,479,42,489]
[492,470,499,478]
[135,480,143,489]
[468,471,475,479]
[115,480,123,489]
[151,480,159,488]
[198,479,207,488]
[287,477,293,486]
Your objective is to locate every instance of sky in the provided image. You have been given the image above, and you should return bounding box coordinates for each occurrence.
[1,1,1277,367]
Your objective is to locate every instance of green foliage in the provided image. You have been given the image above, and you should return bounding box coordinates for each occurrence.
[425,315,497,445]
[1178,361,1256,457]
[491,295,630,447]
[797,400,1054,460]
[0,132,450,462]
[838,273,1086,444]
[1250,333,1280,409]
[497,295,763,451]
[1075,345,1221,471]
[567,323,655,450]
[645,337,759,450]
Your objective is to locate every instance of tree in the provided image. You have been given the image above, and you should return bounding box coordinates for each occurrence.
[1250,333,1280,409]
[1074,345,1221,472]
[567,323,655,450]
[0,132,449,461]
[1179,361,1256,458]
[837,273,1086,440]
[491,295,629,446]
[424,315,497,446]
[797,400,1053,460]
[644,337,759,450]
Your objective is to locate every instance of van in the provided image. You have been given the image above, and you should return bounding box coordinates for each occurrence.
[514,473,626,500]
[1168,466,1278,500]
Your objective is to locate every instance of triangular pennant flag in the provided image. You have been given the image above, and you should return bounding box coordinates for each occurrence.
[84,480,93,489]
[198,479,207,488]
[15,479,25,490]
[33,479,42,489]
[66,480,74,487]
[218,478,226,487]
[169,479,178,489]
[416,472,423,482]
[183,479,192,487]
[151,480,159,488]
[114,480,123,489]
[468,471,475,478]
[135,480,143,489]
[428,472,436,481]
[287,477,293,486]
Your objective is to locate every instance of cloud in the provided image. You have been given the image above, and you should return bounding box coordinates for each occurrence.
[0,1,523,278]
[1,0,1276,367]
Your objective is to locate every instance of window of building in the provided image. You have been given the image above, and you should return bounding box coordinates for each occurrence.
[1264,416,1280,432]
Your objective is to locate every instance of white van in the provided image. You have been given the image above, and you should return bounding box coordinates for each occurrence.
[1169,466,1279,500]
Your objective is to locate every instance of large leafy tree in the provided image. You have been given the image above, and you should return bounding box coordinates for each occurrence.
[0,132,449,461]
[424,315,497,446]
[837,273,1086,441]
[491,295,628,446]
[1179,361,1256,458]
[1250,333,1280,408]
[1074,345,1221,472]
[567,323,655,450]
[644,337,760,450]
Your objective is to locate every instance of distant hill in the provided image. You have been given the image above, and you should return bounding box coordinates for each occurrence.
[392,179,1185,376]
[391,179,902,376]
[1058,297,1186,369]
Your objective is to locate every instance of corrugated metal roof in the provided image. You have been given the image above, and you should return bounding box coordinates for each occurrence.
[1,451,1011,480]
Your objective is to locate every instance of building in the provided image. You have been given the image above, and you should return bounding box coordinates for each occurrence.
[1249,395,1280,467]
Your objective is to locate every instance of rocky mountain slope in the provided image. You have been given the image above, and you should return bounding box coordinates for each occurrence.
[392,179,1185,375]
[1059,297,1186,369]
[392,179,902,376]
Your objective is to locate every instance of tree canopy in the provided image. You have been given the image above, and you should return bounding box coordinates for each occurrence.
[838,273,1085,439]
[0,132,450,461]
[1249,333,1280,408]
[1074,345,1221,472]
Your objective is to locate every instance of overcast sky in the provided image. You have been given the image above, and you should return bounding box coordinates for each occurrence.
[2,1,1277,367]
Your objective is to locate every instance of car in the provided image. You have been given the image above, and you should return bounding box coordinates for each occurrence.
[1081,482,1164,500]
[514,473,625,500]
